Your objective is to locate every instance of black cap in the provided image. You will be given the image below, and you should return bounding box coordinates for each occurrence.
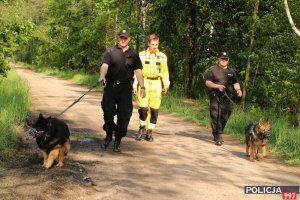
[218,52,229,58]
[118,29,130,38]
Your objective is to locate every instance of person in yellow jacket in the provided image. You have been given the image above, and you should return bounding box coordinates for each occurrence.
[133,34,170,142]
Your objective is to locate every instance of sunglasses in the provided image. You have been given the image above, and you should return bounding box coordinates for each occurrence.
[220,58,229,61]
[119,36,129,40]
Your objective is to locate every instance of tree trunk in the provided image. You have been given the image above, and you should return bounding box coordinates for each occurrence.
[185,0,197,98]
[141,0,146,50]
[241,0,260,109]
[284,0,300,37]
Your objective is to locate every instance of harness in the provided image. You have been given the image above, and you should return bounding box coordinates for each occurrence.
[250,123,270,141]
[250,124,258,139]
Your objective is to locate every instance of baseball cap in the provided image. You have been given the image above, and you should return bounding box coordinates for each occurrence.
[118,29,130,38]
[218,52,229,58]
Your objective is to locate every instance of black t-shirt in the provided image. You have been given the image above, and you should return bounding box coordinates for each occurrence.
[102,44,143,82]
[204,65,239,96]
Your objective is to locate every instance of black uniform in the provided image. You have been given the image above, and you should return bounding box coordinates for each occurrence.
[101,44,143,141]
[204,65,239,141]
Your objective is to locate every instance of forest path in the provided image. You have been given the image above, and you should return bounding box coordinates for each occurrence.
[0,64,299,200]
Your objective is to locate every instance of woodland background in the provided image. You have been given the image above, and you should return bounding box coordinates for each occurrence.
[1,0,299,120]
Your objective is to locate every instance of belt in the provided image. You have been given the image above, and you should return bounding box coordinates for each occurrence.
[146,77,160,80]
[106,80,131,87]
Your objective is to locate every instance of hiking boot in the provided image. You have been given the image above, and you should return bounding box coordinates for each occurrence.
[215,135,224,146]
[213,134,217,142]
[136,126,146,141]
[101,132,112,149]
[219,134,224,144]
[113,139,121,152]
[145,130,154,142]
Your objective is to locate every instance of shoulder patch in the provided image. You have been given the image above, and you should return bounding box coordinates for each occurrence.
[227,67,236,73]
[106,47,114,53]
[139,50,146,56]
[158,52,167,59]
[209,65,216,70]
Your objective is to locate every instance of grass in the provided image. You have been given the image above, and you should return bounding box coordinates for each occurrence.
[9,63,300,165]
[157,87,300,165]
[0,70,31,160]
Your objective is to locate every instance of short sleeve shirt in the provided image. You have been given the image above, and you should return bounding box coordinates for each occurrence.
[204,65,239,95]
[102,44,143,82]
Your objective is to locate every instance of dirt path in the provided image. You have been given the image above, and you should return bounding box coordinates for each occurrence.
[0,65,299,200]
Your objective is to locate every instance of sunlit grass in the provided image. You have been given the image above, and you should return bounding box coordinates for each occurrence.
[0,70,31,160]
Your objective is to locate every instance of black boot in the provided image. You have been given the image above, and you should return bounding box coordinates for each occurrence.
[101,132,112,149]
[145,129,153,142]
[113,139,121,152]
[213,133,217,142]
[215,134,224,146]
[136,126,146,141]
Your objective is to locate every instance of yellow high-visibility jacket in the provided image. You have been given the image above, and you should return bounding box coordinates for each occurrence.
[133,48,170,89]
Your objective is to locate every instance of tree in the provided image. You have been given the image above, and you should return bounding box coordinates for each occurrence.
[241,0,260,109]
[284,0,300,37]
[0,1,33,77]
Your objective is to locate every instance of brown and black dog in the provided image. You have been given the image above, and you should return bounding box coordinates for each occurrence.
[245,119,271,161]
[26,113,70,168]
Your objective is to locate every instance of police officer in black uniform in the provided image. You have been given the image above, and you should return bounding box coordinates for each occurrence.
[98,30,146,152]
[204,52,243,146]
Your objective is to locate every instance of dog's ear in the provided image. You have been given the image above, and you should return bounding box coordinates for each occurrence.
[258,119,262,126]
[39,113,44,119]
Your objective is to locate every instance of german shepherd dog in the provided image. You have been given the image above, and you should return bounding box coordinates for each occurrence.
[245,119,271,161]
[26,113,70,168]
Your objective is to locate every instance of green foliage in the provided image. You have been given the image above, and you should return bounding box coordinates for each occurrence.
[0,70,31,159]
[0,0,34,76]
[3,0,300,126]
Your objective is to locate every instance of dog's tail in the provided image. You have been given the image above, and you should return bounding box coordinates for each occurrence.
[64,139,71,155]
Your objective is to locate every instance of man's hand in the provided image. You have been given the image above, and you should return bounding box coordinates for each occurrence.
[162,88,168,94]
[217,84,225,92]
[140,88,146,98]
[237,89,243,97]
[98,77,106,85]
[133,87,138,95]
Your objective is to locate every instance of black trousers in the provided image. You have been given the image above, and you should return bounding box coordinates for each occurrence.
[101,83,133,140]
[209,95,232,136]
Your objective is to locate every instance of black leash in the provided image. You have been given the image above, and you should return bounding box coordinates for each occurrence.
[221,90,239,105]
[56,83,98,117]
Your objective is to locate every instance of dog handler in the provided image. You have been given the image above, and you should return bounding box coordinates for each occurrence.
[133,34,170,141]
[98,29,146,152]
[204,52,242,146]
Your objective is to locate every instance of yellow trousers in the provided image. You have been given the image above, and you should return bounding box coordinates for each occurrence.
[136,79,162,109]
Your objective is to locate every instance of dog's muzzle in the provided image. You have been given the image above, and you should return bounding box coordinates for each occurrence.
[25,128,44,139]
[262,132,270,144]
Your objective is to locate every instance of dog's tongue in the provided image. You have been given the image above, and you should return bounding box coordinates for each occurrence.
[25,134,34,140]
[25,128,37,140]
[263,138,268,145]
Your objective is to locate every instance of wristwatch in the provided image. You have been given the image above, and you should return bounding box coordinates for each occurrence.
[140,87,146,90]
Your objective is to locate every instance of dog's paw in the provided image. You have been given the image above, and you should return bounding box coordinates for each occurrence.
[56,162,64,167]
[249,157,255,162]
[44,164,52,169]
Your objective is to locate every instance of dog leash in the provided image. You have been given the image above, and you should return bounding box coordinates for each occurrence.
[221,90,239,105]
[56,83,98,118]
